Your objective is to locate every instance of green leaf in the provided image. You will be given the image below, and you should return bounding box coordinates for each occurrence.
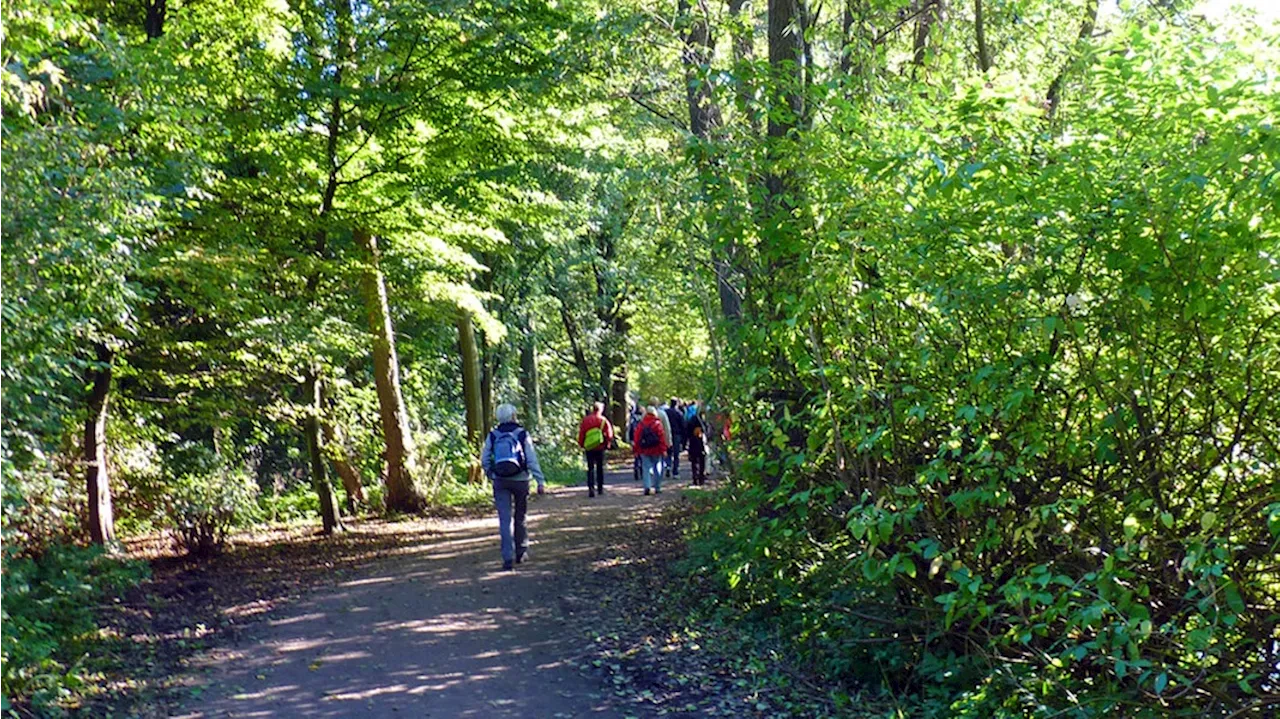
[1223,582,1245,614]
[1200,511,1217,531]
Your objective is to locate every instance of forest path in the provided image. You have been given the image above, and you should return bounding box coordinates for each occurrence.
[177,465,671,718]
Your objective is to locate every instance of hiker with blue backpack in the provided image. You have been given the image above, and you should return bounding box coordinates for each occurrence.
[481,403,546,571]
[577,402,614,497]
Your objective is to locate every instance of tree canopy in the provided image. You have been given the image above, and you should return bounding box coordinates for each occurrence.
[3,0,1277,715]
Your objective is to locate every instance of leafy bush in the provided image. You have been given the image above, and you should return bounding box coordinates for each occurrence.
[134,442,259,556]
[257,485,321,524]
[685,20,1279,718]
[0,542,147,711]
[1,458,145,706]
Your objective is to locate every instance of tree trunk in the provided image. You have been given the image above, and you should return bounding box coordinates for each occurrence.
[840,0,856,76]
[598,316,631,430]
[974,0,991,72]
[458,311,484,448]
[680,0,722,139]
[143,0,166,39]
[319,383,365,515]
[458,310,486,484]
[553,287,595,398]
[519,316,544,432]
[480,336,495,434]
[698,284,725,401]
[609,377,629,431]
[84,343,115,546]
[683,1,745,329]
[767,0,804,200]
[305,371,342,534]
[356,227,423,513]
[759,0,811,489]
[912,0,942,73]
[1045,0,1100,122]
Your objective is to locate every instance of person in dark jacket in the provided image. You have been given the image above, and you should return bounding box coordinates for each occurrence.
[627,403,644,481]
[685,404,708,486]
[664,398,686,478]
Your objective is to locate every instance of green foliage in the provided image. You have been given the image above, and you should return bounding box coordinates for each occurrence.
[257,485,321,525]
[0,543,147,712]
[681,12,1280,719]
[133,443,260,556]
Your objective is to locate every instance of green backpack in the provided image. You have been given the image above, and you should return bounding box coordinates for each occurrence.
[583,425,604,450]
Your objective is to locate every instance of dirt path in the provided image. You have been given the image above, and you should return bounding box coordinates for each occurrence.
[173,467,672,718]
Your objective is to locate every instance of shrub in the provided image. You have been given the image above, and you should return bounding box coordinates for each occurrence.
[683,20,1280,718]
[0,542,147,711]
[134,442,259,557]
[0,460,146,706]
[257,485,320,523]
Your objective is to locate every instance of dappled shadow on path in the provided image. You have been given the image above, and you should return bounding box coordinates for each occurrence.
[175,471,671,718]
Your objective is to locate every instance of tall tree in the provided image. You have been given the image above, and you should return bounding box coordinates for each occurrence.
[357,229,424,511]
[304,372,342,533]
[519,315,545,431]
[458,310,485,449]
[84,343,116,545]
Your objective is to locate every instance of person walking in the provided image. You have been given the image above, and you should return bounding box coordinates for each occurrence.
[481,403,546,571]
[684,399,699,425]
[577,401,613,498]
[664,398,686,478]
[632,406,668,495]
[627,402,644,482]
[650,395,674,477]
[686,404,708,486]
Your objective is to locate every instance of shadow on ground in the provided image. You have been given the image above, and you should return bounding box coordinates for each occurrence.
[163,469,671,718]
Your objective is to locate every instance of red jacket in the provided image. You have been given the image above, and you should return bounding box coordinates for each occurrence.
[577,413,614,449]
[632,415,668,456]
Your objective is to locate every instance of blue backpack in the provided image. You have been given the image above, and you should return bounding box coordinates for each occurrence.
[490,428,528,478]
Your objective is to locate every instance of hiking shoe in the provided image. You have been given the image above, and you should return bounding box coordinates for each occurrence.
[644,488,651,496]
[589,489,595,498]
[503,561,514,571]
[597,486,605,495]
[655,488,662,495]
[516,551,528,564]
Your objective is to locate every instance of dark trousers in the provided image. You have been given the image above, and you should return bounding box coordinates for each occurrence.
[666,443,681,476]
[585,449,605,492]
[493,478,529,563]
[690,453,706,484]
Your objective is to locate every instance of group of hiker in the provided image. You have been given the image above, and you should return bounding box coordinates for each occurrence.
[621,397,711,494]
[573,397,717,495]
[480,397,726,571]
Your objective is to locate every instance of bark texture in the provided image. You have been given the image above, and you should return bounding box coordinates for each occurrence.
[319,384,365,514]
[305,372,342,534]
[975,0,991,72]
[519,316,544,431]
[356,228,423,513]
[458,311,486,484]
[143,0,166,39]
[458,311,484,448]
[85,343,115,545]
